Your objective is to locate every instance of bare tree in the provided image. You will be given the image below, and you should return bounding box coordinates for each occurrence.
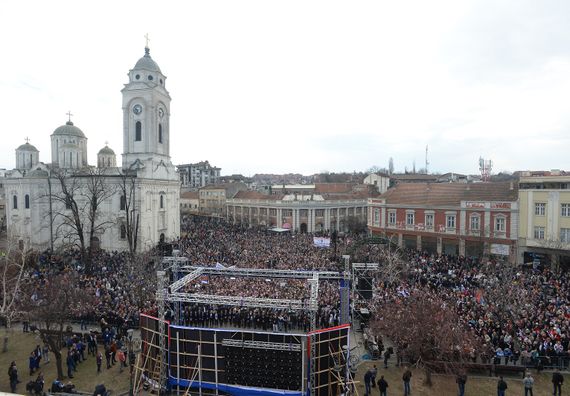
[21,273,94,380]
[46,167,116,273]
[370,288,482,386]
[0,234,32,352]
[117,167,140,257]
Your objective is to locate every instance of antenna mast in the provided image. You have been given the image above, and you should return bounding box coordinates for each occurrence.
[425,145,429,174]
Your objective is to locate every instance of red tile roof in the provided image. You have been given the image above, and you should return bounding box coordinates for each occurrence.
[314,183,355,194]
[233,191,283,200]
[380,182,517,206]
[181,191,199,199]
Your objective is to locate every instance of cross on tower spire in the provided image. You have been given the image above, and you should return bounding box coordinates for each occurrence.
[66,111,73,123]
[145,33,150,49]
[25,137,30,143]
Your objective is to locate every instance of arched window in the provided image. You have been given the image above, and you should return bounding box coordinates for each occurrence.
[160,195,164,209]
[158,124,163,144]
[120,195,126,211]
[25,194,30,209]
[120,224,127,239]
[135,121,142,141]
[12,195,17,209]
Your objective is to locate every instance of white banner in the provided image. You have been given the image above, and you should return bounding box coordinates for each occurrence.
[313,237,331,248]
[490,243,510,256]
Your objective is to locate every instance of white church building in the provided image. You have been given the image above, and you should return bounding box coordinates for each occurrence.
[4,45,180,252]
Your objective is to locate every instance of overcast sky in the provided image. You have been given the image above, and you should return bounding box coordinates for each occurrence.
[2,0,570,176]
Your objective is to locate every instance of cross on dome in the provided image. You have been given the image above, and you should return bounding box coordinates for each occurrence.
[66,111,73,122]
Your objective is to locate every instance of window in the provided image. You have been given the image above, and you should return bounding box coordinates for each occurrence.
[561,204,570,217]
[373,209,380,225]
[25,194,30,209]
[160,195,164,209]
[560,228,570,243]
[495,216,506,233]
[535,202,546,216]
[158,124,163,144]
[388,211,396,225]
[470,215,480,231]
[425,214,434,229]
[120,195,126,211]
[406,212,414,226]
[446,215,456,229]
[534,226,545,240]
[135,121,142,141]
[12,195,17,209]
[120,224,126,240]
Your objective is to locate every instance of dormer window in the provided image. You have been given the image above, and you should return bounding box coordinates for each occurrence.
[148,75,153,81]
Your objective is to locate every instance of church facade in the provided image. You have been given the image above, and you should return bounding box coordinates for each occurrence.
[4,46,180,252]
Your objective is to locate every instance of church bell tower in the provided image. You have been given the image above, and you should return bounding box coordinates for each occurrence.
[121,42,176,180]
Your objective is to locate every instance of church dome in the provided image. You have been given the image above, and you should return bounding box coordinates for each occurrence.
[98,145,115,155]
[52,121,86,138]
[134,47,161,72]
[16,142,39,152]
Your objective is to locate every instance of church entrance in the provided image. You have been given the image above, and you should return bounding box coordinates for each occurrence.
[300,223,308,233]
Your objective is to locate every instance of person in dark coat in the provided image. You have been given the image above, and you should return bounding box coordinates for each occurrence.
[8,361,19,393]
[377,375,388,396]
[552,368,564,396]
[497,376,508,396]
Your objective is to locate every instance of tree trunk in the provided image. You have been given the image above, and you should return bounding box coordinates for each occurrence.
[54,350,64,380]
[424,367,433,387]
[2,318,11,353]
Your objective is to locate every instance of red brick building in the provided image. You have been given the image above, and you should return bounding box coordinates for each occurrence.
[367,182,519,262]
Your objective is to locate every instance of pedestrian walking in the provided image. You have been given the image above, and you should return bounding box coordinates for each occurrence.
[497,376,508,396]
[364,369,372,396]
[402,366,412,396]
[96,352,102,373]
[522,372,534,396]
[8,361,19,393]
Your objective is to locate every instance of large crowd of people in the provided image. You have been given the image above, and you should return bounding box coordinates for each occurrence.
[16,215,570,374]
[362,247,570,369]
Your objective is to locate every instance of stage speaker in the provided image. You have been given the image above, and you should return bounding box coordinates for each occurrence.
[357,276,373,299]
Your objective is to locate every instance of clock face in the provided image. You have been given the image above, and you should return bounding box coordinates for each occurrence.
[158,108,164,118]
[133,104,142,115]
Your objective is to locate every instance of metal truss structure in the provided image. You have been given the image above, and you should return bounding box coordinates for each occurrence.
[221,338,302,352]
[154,256,357,396]
[157,259,344,333]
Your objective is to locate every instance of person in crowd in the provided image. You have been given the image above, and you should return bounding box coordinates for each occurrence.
[522,372,534,396]
[497,376,508,396]
[456,372,467,396]
[8,361,19,393]
[552,368,564,396]
[402,366,412,396]
[377,375,388,396]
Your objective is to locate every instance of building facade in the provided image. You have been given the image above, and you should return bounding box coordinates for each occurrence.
[518,171,570,268]
[178,161,221,190]
[199,183,247,217]
[368,182,519,261]
[227,190,368,233]
[4,45,180,252]
[363,173,390,194]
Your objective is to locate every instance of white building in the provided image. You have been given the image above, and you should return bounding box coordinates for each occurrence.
[363,173,390,194]
[4,45,180,252]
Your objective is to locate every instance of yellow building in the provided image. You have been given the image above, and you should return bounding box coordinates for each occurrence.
[518,171,570,268]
